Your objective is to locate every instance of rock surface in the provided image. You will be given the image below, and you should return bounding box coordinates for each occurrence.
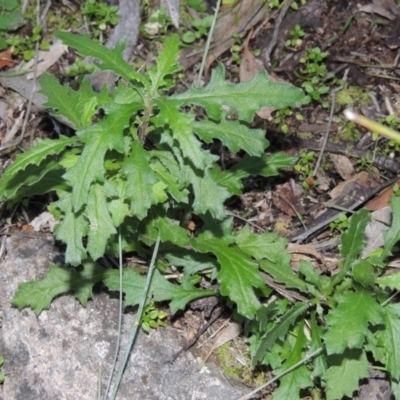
[0,233,249,400]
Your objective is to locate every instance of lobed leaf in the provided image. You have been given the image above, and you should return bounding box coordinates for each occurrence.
[230,152,297,178]
[323,291,384,355]
[148,34,181,91]
[104,269,216,314]
[323,349,369,400]
[56,31,148,86]
[253,303,309,365]
[383,303,400,381]
[86,183,117,260]
[12,262,108,314]
[191,235,266,318]
[382,196,400,259]
[272,322,312,400]
[170,66,304,122]
[192,118,268,156]
[64,103,136,212]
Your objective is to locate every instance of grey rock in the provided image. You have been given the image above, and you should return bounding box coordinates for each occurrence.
[0,233,249,400]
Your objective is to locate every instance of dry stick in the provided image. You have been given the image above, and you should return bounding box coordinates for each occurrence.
[313,68,349,176]
[18,0,43,145]
[263,0,294,68]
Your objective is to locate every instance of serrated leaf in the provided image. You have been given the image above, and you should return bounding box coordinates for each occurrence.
[56,31,148,86]
[53,193,88,265]
[64,103,135,212]
[148,34,180,91]
[121,142,162,220]
[323,291,384,355]
[272,322,312,400]
[333,208,371,286]
[352,259,376,287]
[154,101,212,169]
[40,74,88,129]
[12,262,108,314]
[191,235,265,318]
[165,249,218,275]
[150,159,189,203]
[340,208,370,271]
[104,269,215,314]
[152,271,216,315]
[170,66,304,122]
[377,272,400,291]
[192,118,268,156]
[260,258,307,293]
[209,167,243,195]
[86,183,117,260]
[323,349,369,400]
[230,152,297,178]
[139,209,190,248]
[0,135,76,200]
[310,311,326,378]
[382,196,400,259]
[0,156,65,200]
[190,168,230,219]
[236,225,289,262]
[299,260,322,290]
[383,303,400,380]
[253,303,309,364]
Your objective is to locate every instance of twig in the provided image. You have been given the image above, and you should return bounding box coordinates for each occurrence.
[168,305,225,363]
[196,0,221,86]
[313,68,349,176]
[263,0,294,68]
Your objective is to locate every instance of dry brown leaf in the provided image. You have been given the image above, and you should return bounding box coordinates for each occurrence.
[25,39,68,79]
[200,321,242,369]
[365,179,400,211]
[179,0,266,70]
[329,171,375,199]
[0,48,14,69]
[272,182,305,216]
[330,154,354,180]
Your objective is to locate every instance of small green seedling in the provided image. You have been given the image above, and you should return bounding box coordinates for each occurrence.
[181,15,213,44]
[285,24,305,48]
[141,301,168,332]
[82,0,118,37]
[329,212,350,233]
[0,0,24,50]
[6,24,49,61]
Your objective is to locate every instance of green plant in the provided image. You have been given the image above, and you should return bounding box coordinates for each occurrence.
[82,0,118,38]
[274,107,303,134]
[0,0,24,50]
[230,33,242,63]
[0,32,303,322]
[141,301,168,332]
[187,0,207,12]
[243,201,400,399]
[329,212,350,233]
[65,58,96,77]
[298,47,338,107]
[294,150,317,189]
[181,15,213,44]
[6,24,50,61]
[285,24,305,48]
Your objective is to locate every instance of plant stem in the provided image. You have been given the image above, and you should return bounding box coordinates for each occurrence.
[238,347,324,400]
[108,235,161,400]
